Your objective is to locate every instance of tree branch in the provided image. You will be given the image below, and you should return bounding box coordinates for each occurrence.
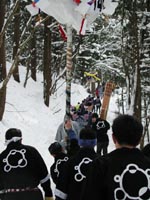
[0,16,50,90]
[0,0,20,48]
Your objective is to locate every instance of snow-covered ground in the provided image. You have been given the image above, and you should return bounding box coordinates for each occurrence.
[0,62,118,188]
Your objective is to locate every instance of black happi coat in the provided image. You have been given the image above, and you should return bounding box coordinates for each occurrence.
[92,118,110,142]
[0,142,53,200]
[142,143,150,158]
[55,147,97,200]
[81,148,150,200]
[50,153,69,185]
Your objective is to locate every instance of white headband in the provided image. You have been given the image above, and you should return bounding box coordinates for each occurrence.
[5,137,22,146]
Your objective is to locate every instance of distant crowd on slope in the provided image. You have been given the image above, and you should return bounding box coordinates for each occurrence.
[55,91,110,156]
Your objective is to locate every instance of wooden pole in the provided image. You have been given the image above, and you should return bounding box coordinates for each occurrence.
[66,24,73,117]
[100,82,115,120]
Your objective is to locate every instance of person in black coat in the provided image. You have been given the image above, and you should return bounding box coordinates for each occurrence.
[94,96,101,114]
[0,128,53,200]
[55,128,97,200]
[67,138,80,158]
[81,114,150,200]
[48,142,69,185]
[91,113,110,155]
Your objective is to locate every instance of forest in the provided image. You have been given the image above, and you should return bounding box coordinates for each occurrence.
[0,0,149,144]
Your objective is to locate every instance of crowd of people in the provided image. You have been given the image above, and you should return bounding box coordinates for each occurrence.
[0,92,150,199]
[53,114,150,200]
[81,115,150,200]
[55,93,110,156]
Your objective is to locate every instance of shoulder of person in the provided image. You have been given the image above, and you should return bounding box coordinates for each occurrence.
[22,144,40,153]
[59,122,64,128]
[96,118,104,123]
[142,143,150,151]
[101,119,110,125]
[21,143,33,148]
[93,155,110,173]
[50,162,55,170]
[142,143,150,157]
[72,120,80,128]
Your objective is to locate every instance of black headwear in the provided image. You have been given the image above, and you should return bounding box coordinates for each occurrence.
[79,128,96,147]
[5,128,22,140]
[5,128,22,146]
[91,113,99,119]
[48,142,62,155]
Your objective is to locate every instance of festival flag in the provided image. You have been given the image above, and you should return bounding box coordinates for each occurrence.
[26,0,103,35]
[26,0,119,35]
[26,0,118,34]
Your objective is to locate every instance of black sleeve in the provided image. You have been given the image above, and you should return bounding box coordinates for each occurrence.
[41,179,53,197]
[28,146,53,197]
[55,161,69,200]
[50,165,57,185]
[105,121,110,130]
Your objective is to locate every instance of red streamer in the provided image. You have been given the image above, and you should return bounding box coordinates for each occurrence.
[58,25,67,41]
[79,18,85,35]
[73,0,81,4]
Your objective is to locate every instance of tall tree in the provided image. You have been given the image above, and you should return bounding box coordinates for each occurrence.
[43,16,52,106]
[127,0,141,119]
[0,0,7,120]
[116,0,142,119]
[30,33,37,81]
[24,20,37,86]
[12,0,20,82]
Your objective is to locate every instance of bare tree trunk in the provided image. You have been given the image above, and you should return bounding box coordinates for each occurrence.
[121,0,141,119]
[121,0,131,110]
[128,0,141,120]
[0,0,19,48]
[0,37,6,82]
[43,17,52,107]
[31,34,37,81]
[24,61,30,88]
[12,0,20,82]
[0,0,6,121]
[0,87,6,121]
[133,0,141,120]
[0,16,50,91]
[23,19,37,86]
